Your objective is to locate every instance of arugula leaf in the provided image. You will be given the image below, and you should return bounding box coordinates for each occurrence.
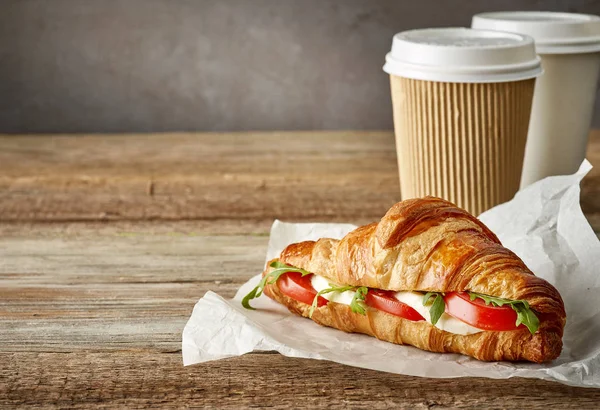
[309,284,354,317]
[423,292,445,325]
[241,260,311,310]
[469,291,540,334]
[350,287,369,315]
[309,284,369,318]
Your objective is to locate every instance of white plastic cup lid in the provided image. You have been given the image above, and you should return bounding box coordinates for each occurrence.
[383,27,542,83]
[472,12,600,54]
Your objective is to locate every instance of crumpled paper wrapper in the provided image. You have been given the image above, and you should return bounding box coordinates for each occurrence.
[182,160,600,388]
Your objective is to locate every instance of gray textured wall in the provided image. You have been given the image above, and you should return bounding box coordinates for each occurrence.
[1,0,600,133]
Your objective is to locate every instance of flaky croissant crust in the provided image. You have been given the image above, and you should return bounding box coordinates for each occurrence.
[263,196,566,362]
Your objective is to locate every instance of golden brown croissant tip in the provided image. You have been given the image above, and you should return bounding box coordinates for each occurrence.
[523,329,563,363]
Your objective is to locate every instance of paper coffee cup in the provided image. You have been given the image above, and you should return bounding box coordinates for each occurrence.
[472,12,600,188]
[383,28,542,216]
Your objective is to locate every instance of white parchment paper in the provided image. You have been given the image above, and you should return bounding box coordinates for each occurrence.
[182,160,600,387]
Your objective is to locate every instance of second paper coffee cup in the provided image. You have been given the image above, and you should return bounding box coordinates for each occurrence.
[383,28,542,216]
[472,12,600,188]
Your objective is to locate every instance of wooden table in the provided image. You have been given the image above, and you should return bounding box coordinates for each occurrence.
[1,131,599,408]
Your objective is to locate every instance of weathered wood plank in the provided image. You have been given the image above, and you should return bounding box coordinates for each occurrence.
[0,232,265,352]
[0,131,400,222]
[1,131,600,407]
[1,131,598,231]
[2,352,600,409]
[0,226,597,409]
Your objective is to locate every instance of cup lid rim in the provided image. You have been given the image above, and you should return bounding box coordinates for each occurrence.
[382,27,542,83]
[472,11,600,54]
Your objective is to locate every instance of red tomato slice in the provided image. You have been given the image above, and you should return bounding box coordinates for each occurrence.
[277,272,328,307]
[444,292,523,331]
[365,289,425,321]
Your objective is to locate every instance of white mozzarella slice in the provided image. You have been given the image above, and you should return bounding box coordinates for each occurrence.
[310,275,356,305]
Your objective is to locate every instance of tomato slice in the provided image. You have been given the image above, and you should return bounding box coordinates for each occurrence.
[365,289,425,321]
[277,272,328,307]
[444,292,523,331]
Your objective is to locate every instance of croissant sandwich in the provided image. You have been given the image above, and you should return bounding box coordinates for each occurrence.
[242,197,565,363]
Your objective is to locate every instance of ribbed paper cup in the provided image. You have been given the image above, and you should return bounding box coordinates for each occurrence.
[383,28,542,215]
[390,76,535,216]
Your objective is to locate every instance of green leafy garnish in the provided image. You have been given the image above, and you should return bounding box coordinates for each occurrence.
[241,261,311,310]
[309,284,369,317]
[351,287,369,315]
[469,292,540,334]
[423,292,445,325]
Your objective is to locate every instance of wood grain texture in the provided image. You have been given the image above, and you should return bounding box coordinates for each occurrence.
[2,224,600,407]
[1,131,600,408]
[0,230,265,352]
[3,352,600,409]
[0,131,399,222]
[0,130,597,230]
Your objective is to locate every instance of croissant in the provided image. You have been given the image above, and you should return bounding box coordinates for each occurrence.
[256,197,565,363]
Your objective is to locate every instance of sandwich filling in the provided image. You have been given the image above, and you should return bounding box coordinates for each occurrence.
[242,261,540,335]
[311,274,483,335]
